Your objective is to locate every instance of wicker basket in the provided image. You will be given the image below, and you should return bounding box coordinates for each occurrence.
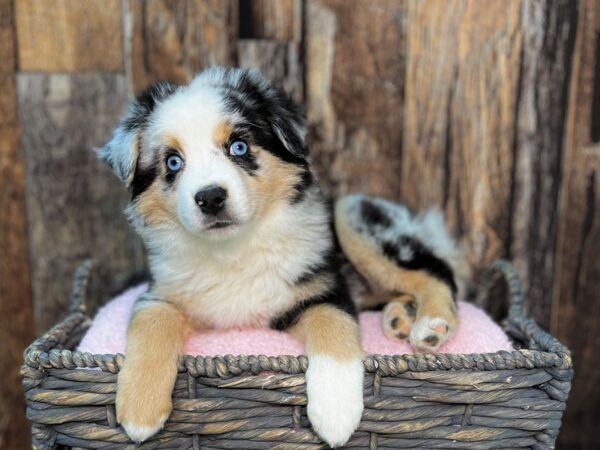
[22,260,572,449]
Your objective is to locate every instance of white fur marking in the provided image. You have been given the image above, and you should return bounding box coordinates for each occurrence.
[409,315,450,352]
[121,415,168,443]
[306,355,364,447]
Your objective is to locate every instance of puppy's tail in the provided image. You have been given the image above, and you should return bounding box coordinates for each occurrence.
[334,194,469,302]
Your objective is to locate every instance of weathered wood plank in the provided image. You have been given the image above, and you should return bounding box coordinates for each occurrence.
[17,74,146,333]
[239,0,302,42]
[15,0,124,72]
[0,4,36,450]
[237,40,304,105]
[554,1,600,448]
[0,125,35,450]
[129,0,238,92]
[403,0,522,272]
[305,0,406,197]
[0,0,17,126]
[510,0,578,328]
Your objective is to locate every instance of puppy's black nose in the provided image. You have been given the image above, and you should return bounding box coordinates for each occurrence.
[194,186,228,215]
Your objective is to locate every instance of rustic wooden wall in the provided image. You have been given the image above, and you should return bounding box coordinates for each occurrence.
[0,0,598,448]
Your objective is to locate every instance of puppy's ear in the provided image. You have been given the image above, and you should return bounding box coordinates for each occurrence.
[97,82,179,187]
[270,94,308,159]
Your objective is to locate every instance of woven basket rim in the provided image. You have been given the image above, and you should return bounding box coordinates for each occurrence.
[22,260,573,378]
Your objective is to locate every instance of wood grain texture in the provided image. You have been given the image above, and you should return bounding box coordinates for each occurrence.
[17,74,146,333]
[15,0,124,72]
[511,0,578,329]
[305,0,406,197]
[403,0,522,272]
[129,0,238,92]
[0,3,35,449]
[0,0,17,126]
[239,0,302,42]
[554,1,600,448]
[0,126,35,450]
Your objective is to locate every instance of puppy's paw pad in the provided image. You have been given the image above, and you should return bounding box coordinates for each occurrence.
[410,316,452,353]
[306,357,364,447]
[383,300,416,341]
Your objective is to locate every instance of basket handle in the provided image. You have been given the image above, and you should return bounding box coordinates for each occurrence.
[479,260,570,355]
[68,259,94,316]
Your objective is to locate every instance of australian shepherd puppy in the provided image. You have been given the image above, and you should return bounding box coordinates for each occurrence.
[99,67,464,447]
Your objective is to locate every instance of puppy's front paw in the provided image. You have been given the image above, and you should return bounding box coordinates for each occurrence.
[409,315,453,352]
[116,370,172,442]
[306,356,364,448]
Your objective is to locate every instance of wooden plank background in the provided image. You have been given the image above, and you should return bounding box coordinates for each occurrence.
[0,0,597,448]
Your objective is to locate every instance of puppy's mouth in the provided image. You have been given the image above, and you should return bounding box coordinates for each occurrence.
[205,220,237,230]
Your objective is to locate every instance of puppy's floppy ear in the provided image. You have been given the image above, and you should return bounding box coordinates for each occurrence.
[97,81,179,187]
[270,93,308,159]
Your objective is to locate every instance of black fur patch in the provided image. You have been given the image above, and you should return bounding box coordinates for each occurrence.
[123,82,179,132]
[131,162,158,199]
[228,151,260,175]
[218,68,307,166]
[291,166,314,204]
[271,273,356,331]
[361,200,392,228]
[382,236,458,298]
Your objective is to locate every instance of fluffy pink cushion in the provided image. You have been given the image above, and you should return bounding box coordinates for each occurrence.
[78,284,513,356]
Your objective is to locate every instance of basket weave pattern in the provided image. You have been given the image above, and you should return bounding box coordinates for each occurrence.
[22,261,573,449]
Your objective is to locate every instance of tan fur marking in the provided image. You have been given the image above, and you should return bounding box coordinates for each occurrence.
[249,148,303,213]
[212,121,233,147]
[290,304,364,361]
[116,298,191,432]
[164,134,185,155]
[134,182,179,228]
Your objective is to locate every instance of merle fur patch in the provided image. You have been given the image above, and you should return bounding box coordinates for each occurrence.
[361,200,392,228]
[215,69,307,165]
[382,236,458,298]
[124,82,179,132]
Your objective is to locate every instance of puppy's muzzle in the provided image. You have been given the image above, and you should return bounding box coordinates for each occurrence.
[195,185,228,216]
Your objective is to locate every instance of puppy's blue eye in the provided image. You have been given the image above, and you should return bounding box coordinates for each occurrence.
[166,154,183,172]
[229,140,248,156]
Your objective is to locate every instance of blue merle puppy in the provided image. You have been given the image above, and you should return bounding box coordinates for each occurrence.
[98,67,465,448]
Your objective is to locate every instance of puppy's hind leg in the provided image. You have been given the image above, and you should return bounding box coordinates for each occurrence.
[116,294,190,442]
[290,304,365,448]
[407,277,458,352]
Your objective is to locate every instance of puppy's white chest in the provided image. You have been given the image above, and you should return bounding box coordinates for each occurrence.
[153,241,300,329]
[190,257,293,328]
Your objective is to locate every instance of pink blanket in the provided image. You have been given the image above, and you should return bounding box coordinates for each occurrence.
[78,284,512,356]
